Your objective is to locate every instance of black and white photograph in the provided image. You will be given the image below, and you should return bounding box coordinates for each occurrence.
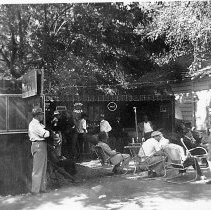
[0,0,211,209]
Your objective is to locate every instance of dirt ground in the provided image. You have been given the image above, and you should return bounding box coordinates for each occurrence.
[1,160,211,210]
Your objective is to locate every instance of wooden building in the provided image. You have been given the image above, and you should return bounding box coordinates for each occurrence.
[46,84,175,139]
[0,73,175,195]
[0,77,42,195]
[171,75,211,131]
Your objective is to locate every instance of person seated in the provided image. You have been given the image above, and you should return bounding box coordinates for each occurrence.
[205,130,211,184]
[163,143,206,181]
[47,141,77,186]
[176,122,200,149]
[175,122,208,167]
[97,131,131,174]
[137,131,167,177]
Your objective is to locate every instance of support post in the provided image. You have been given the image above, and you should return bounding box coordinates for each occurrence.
[133,107,139,142]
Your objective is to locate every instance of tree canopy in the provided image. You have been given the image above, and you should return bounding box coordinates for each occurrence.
[0,2,211,95]
[142,1,211,75]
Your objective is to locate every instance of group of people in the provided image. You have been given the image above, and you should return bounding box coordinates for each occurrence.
[28,107,116,194]
[137,130,206,180]
[28,107,211,195]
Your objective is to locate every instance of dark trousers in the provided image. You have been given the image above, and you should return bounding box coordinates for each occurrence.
[183,157,202,176]
[68,133,78,160]
[78,133,85,158]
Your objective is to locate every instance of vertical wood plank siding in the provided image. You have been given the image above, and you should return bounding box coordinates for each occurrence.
[0,133,31,195]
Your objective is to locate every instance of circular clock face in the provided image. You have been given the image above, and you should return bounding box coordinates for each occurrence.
[107,102,117,112]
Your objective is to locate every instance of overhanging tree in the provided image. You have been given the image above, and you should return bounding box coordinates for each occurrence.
[139,1,211,77]
[0,3,169,95]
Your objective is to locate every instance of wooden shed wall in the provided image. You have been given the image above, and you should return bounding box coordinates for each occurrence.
[0,133,31,195]
[171,76,211,125]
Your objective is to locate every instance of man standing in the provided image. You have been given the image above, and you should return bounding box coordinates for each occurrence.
[138,115,153,140]
[112,116,124,152]
[28,107,50,194]
[77,112,88,160]
[100,114,112,137]
[100,114,112,148]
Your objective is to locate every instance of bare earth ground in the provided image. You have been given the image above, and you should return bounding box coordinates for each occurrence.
[1,160,211,210]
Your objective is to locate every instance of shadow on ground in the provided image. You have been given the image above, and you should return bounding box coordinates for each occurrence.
[1,160,211,210]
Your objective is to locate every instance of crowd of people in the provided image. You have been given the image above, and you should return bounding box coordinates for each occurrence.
[28,108,211,195]
[28,107,121,194]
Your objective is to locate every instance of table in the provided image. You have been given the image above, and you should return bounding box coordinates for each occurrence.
[124,144,142,174]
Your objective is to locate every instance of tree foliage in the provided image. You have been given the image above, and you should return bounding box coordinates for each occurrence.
[0,3,162,95]
[2,2,210,95]
[141,1,211,75]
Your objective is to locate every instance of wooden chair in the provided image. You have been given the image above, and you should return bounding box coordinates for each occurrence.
[95,145,130,174]
[94,145,111,166]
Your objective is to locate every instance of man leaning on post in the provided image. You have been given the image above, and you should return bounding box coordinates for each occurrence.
[28,107,50,195]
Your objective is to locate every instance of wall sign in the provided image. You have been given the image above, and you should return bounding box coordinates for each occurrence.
[22,70,37,98]
[107,102,117,111]
[56,106,67,112]
[160,105,167,112]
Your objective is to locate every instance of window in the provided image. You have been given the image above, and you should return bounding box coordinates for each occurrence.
[8,96,28,130]
[0,96,6,131]
[0,95,28,133]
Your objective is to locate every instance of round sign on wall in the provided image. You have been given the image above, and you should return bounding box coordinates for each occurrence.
[107,102,117,111]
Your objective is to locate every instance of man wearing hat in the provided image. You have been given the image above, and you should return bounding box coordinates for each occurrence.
[152,131,169,149]
[28,107,50,194]
[137,130,167,177]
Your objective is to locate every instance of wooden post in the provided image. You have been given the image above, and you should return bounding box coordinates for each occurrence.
[133,107,139,142]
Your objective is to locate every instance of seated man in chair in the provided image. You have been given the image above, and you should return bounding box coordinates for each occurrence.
[163,143,206,181]
[137,131,167,177]
[97,131,131,174]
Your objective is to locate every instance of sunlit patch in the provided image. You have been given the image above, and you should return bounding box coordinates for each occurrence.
[80,160,102,168]
[2,196,20,204]
[106,201,130,209]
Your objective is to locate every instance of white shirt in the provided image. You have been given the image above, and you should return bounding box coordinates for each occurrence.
[100,120,112,133]
[159,136,169,149]
[138,138,160,157]
[164,143,186,162]
[78,118,87,133]
[28,118,50,141]
[144,122,153,133]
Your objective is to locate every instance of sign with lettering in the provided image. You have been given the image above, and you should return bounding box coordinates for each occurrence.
[107,102,117,111]
[22,70,37,98]
[56,106,67,112]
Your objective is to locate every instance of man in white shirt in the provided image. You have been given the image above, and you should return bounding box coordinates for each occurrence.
[163,143,205,180]
[138,115,153,140]
[153,131,170,149]
[77,113,88,160]
[138,131,166,177]
[28,107,50,194]
[100,114,112,137]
